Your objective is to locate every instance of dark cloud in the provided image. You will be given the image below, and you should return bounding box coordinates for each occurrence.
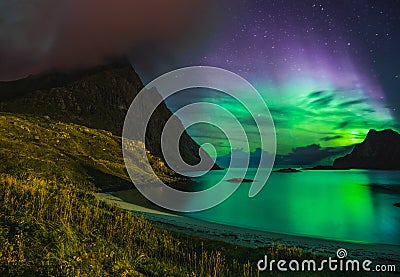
[216,144,353,168]
[275,144,353,166]
[0,0,221,80]
[308,94,334,108]
[268,107,283,115]
[216,148,275,168]
[337,98,365,108]
[308,90,328,98]
[320,135,343,141]
[335,121,350,129]
[363,108,375,113]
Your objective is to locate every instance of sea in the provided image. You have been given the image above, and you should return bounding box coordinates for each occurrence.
[181,168,400,246]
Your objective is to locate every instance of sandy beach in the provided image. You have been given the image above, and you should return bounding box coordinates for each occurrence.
[96,190,400,266]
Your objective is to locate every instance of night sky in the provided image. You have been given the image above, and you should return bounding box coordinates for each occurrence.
[158,0,400,165]
[1,0,400,166]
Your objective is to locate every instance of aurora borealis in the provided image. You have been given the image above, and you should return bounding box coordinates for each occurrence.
[162,1,400,165]
[1,0,399,166]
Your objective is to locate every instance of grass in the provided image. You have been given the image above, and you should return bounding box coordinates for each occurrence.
[0,112,185,191]
[0,112,338,276]
[0,174,321,276]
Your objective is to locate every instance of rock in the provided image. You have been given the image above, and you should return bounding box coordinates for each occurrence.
[0,58,220,171]
[274,168,301,173]
[333,129,400,170]
[303,165,349,170]
[366,184,400,194]
[226,178,254,183]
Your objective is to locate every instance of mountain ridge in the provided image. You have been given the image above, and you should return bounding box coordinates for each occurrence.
[0,60,220,171]
[333,128,400,170]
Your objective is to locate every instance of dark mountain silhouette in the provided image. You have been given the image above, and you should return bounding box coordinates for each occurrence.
[0,59,220,170]
[333,129,400,170]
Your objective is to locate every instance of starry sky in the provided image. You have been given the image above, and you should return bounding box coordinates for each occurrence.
[1,0,399,166]
[155,0,400,165]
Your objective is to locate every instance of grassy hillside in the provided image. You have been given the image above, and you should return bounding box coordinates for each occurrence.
[0,112,326,276]
[0,112,185,191]
[1,173,330,276]
[0,174,238,276]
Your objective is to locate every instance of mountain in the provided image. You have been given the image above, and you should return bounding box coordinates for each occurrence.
[0,59,219,171]
[333,129,400,170]
[0,112,186,191]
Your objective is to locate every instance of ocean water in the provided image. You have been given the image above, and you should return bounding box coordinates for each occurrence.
[183,168,400,245]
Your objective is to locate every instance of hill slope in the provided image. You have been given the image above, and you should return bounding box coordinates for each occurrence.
[0,112,185,191]
[333,129,400,169]
[0,61,219,170]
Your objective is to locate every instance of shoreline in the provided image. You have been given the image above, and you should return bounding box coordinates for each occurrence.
[95,191,400,265]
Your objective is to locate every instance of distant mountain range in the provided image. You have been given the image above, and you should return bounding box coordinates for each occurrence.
[0,59,219,171]
[333,129,400,170]
[217,129,400,171]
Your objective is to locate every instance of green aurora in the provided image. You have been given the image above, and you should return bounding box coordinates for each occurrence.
[171,79,397,163]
